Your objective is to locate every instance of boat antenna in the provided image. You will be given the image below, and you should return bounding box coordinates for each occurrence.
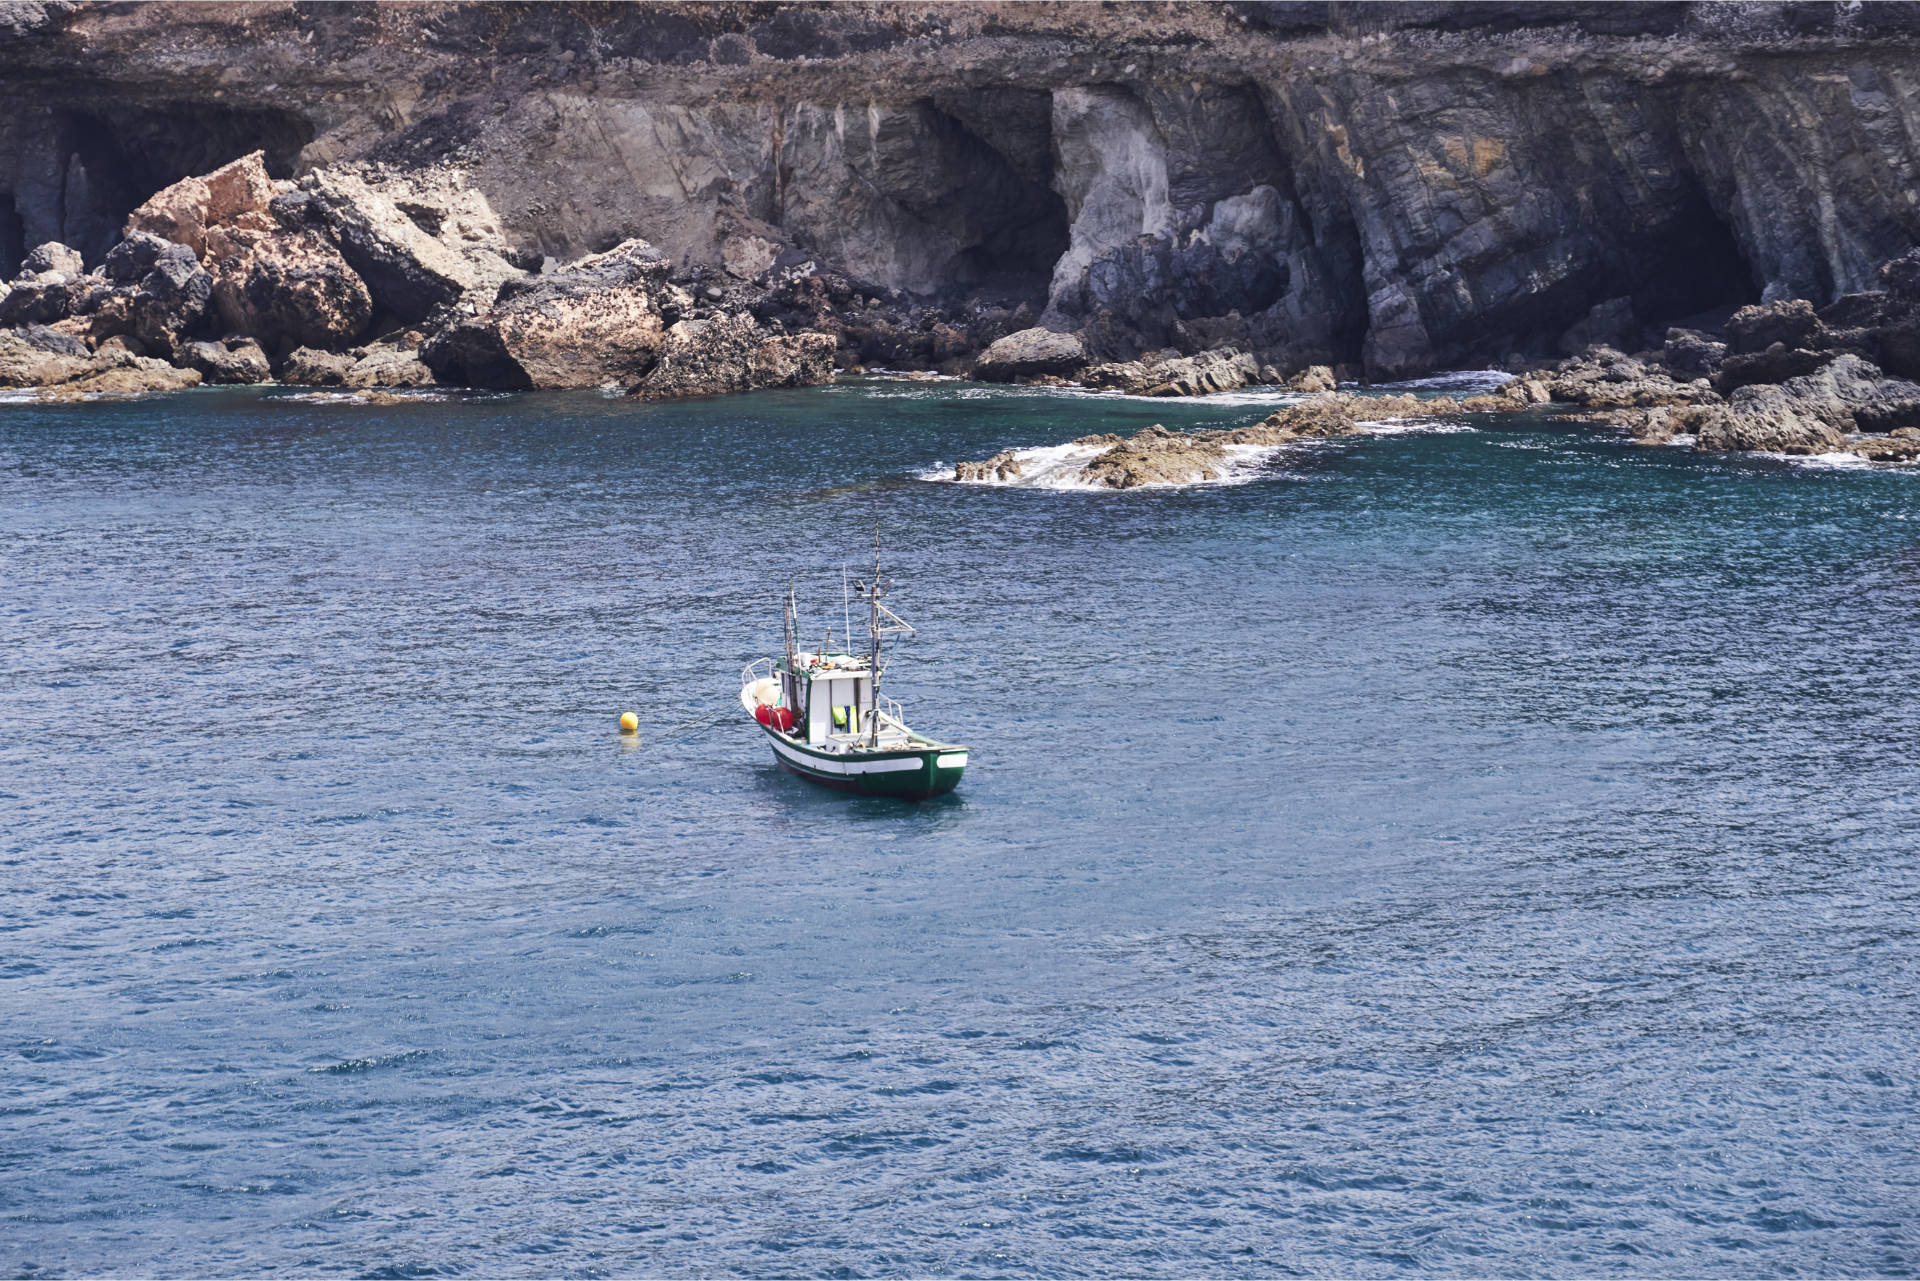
[842,563,852,658]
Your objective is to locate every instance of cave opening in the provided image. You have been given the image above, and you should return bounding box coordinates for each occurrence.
[0,194,24,278]
[1629,189,1760,332]
[940,197,1070,300]
[51,104,314,262]
[919,91,1068,305]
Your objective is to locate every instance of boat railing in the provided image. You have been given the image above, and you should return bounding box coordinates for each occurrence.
[878,695,906,730]
[741,657,773,689]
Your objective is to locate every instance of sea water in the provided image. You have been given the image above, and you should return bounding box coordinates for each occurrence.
[3,380,1917,1277]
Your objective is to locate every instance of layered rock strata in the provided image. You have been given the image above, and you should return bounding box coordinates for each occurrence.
[1,1,1919,393]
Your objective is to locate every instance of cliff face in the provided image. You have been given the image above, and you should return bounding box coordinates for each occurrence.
[3,0,1919,378]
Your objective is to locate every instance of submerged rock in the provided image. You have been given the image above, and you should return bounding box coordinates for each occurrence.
[952,391,1467,489]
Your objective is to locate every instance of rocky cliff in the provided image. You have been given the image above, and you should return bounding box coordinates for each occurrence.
[3,0,1919,383]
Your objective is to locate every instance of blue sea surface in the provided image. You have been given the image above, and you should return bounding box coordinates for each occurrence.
[2,379,1917,1277]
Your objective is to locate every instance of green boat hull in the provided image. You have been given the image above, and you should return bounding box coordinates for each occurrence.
[757,722,966,799]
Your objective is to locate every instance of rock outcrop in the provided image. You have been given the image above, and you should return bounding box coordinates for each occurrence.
[1693,355,1920,454]
[1083,348,1259,396]
[629,313,836,399]
[954,391,1465,489]
[422,239,672,389]
[300,167,524,325]
[5,4,1920,406]
[972,328,1087,383]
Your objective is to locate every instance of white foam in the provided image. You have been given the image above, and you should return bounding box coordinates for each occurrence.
[1356,417,1478,436]
[926,441,1287,491]
[1778,450,1871,470]
[1360,368,1512,394]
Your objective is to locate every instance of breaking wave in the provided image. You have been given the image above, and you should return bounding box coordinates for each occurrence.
[921,442,1289,491]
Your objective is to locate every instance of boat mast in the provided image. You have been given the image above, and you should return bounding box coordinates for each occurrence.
[867,516,882,746]
[854,512,913,748]
[783,579,796,669]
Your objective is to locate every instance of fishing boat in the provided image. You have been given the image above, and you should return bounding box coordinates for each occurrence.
[740,542,967,800]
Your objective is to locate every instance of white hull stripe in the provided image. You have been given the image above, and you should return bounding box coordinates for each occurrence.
[768,735,925,775]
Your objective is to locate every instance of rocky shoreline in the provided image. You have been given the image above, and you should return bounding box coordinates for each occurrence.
[951,251,1920,488]
[4,144,1920,481]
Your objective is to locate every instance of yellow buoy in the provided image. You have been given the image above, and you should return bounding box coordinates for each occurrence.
[618,711,639,735]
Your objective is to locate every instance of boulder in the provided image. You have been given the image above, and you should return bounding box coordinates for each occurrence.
[278,346,354,386]
[1287,364,1338,393]
[1558,295,1638,355]
[1695,354,1920,453]
[421,239,671,389]
[1879,249,1920,306]
[43,353,201,398]
[972,327,1087,382]
[180,337,271,384]
[1818,291,1897,330]
[1726,298,1823,355]
[1550,347,1718,408]
[1663,328,1728,378]
[0,326,92,386]
[1083,347,1258,396]
[302,167,522,324]
[202,151,274,224]
[104,232,170,284]
[0,274,72,326]
[1850,428,1920,462]
[343,342,436,388]
[205,225,372,351]
[126,173,213,257]
[1460,375,1553,411]
[629,313,836,399]
[1711,342,1835,393]
[131,243,212,355]
[18,241,83,277]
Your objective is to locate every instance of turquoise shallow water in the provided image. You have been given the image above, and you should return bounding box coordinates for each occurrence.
[2,379,1918,1278]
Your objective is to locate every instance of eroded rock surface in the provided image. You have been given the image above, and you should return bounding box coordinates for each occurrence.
[973,328,1087,383]
[422,239,672,389]
[630,313,835,399]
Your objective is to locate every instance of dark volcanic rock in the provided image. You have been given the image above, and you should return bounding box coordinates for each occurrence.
[1663,328,1727,378]
[1726,299,1824,356]
[18,241,82,277]
[131,242,212,355]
